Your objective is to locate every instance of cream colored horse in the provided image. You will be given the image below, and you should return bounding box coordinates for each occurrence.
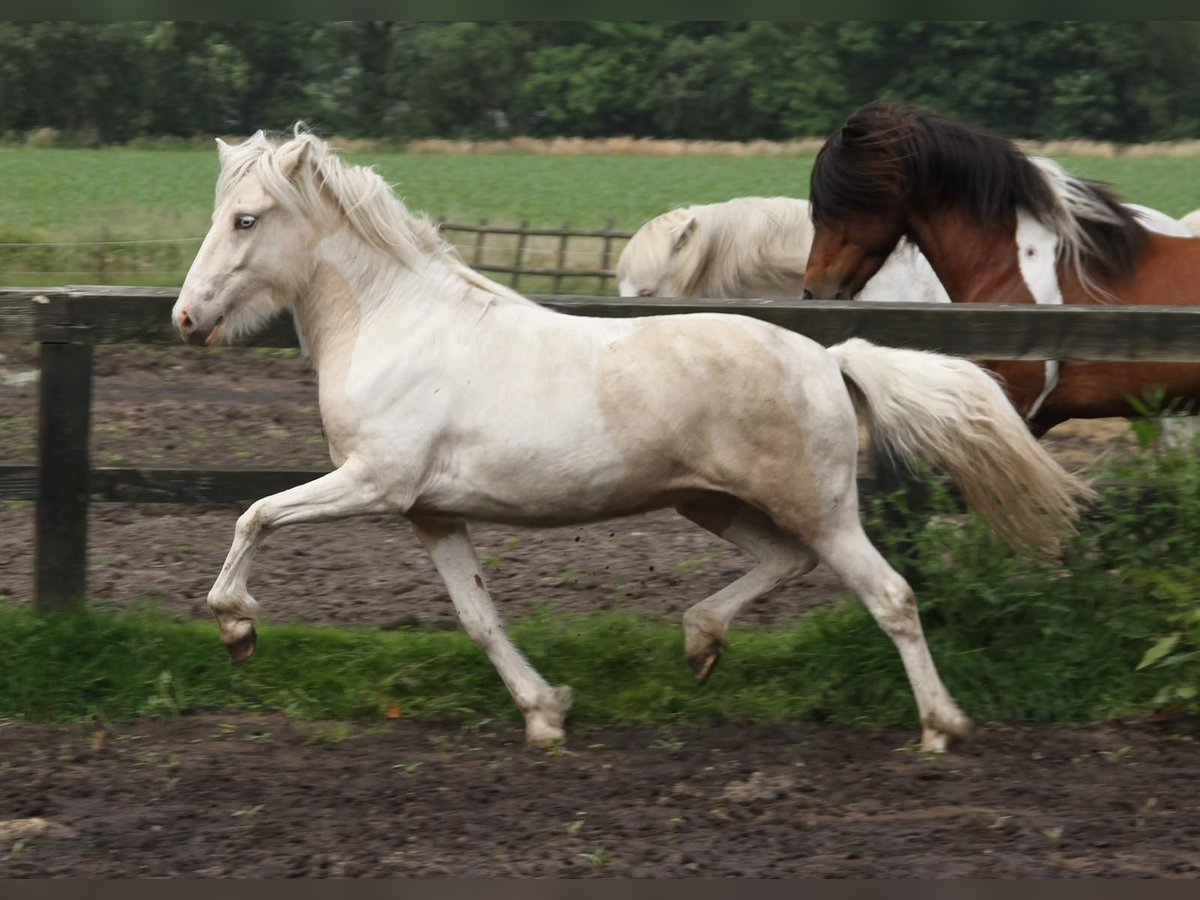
[173,129,1094,752]
[616,196,950,302]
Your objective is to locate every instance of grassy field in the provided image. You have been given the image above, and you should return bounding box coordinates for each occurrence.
[2,146,1200,288]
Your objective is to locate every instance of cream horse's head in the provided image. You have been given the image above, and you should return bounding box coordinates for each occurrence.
[616,207,697,298]
[174,131,329,346]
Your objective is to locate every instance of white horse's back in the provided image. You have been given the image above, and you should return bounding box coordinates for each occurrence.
[618,195,950,303]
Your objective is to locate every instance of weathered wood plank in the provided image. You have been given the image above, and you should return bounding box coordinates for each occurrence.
[35,342,92,611]
[6,287,1200,361]
[0,464,330,504]
[541,297,1200,362]
[0,460,1148,512]
[88,465,330,504]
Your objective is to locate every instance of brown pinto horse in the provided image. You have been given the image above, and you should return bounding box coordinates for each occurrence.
[801,101,1200,436]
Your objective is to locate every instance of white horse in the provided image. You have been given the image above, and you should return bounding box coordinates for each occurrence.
[173,129,1094,752]
[1181,208,1200,237]
[616,197,950,302]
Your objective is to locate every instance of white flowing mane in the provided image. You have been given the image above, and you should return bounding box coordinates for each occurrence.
[620,197,814,297]
[216,127,531,305]
[1027,156,1142,300]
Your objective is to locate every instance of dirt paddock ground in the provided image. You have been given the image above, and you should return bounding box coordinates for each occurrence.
[2,715,1198,877]
[0,344,1191,878]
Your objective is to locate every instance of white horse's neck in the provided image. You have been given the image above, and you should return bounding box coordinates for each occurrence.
[292,226,540,380]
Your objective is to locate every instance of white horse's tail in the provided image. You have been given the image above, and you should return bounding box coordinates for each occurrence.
[829,338,1096,556]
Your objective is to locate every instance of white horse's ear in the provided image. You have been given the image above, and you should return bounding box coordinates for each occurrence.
[276,137,313,180]
[671,216,698,253]
[215,137,232,165]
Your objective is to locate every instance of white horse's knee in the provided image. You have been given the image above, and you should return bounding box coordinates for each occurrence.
[235,502,269,540]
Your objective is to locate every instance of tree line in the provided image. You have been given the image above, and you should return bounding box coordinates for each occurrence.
[3,21,1199,146]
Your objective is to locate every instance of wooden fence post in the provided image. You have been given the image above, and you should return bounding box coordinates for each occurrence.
[512,220,530,291]
[35,340,93,611]
[599,217,617,293]
[553,222,569,294]
[472,219,488,267]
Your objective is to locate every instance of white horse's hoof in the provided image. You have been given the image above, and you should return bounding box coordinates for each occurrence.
[921,710,973,752]
[523,685,572,746]
[683,610,730,684]
[525,715,566,747]
[213,614,258,666]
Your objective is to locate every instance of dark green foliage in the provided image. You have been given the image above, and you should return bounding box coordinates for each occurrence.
[2,22,1200,144]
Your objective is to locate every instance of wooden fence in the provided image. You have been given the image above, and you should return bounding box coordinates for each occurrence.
[8,285,1200,611]
[439,219,632,294]
[0,220,636,294]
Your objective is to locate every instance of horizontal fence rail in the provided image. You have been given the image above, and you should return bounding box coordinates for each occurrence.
[9,286,1200,361]
[8,284,1200,609]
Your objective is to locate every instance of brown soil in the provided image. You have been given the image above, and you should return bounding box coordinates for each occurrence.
[1,343,1186,878]
[1,714,1198,877]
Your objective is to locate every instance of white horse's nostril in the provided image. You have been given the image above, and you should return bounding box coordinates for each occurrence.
[178,308,194,333]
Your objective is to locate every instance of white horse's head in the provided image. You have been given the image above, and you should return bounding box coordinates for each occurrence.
[616,207,697,298]
[616,198,815,300]
[174,130,334,346]
[174,127,450,346]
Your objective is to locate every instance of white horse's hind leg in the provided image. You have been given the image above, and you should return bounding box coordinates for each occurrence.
[207,462,389,665]
[812,520,971,752]
[410,517,573,746]
[676,495,819,683]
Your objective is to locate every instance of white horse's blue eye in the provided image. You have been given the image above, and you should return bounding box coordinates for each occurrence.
[235,215,257,230]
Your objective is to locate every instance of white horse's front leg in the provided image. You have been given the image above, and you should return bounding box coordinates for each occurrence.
[208,462,388,664]
[410,517,573,746]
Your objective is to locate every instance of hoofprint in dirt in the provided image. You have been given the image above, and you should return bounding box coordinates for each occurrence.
[0,344,1130,630]
[0,713,1197,877]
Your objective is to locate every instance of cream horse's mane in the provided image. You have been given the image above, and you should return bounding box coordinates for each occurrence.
[217,126,533,306]
[619,197,814,297]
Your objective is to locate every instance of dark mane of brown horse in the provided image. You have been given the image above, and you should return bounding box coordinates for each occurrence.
[809,102,1147,285]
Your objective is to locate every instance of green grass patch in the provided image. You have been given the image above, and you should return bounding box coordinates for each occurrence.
[0,564,1173,732]
[2,146,1200,287]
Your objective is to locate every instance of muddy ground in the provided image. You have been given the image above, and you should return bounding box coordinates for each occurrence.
[1,715,1198,877]
[1,343,1189,878]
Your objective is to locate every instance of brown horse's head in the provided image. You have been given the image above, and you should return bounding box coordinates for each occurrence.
[803,101,1145,301]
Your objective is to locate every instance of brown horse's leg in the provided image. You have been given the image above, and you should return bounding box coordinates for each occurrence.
[981,360,1051,422]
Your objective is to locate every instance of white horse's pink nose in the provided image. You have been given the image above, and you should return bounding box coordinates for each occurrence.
[176,306,196,336]
[175,305,223,346]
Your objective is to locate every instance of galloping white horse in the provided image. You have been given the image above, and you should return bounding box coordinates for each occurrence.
[173,129,1093,752]
[616,197,950,302]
